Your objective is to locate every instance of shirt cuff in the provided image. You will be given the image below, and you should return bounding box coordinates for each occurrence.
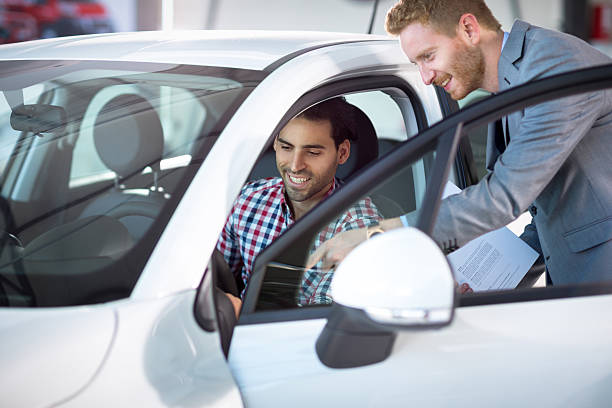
[399,214,410,228]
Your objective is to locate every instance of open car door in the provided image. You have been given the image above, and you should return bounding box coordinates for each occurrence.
[216,65,612,407]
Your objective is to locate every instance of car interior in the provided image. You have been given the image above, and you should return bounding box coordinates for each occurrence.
[0,62,256,308]
[1,88,183,306]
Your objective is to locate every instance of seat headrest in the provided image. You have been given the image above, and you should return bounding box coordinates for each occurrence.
[93,94,164,179]
[335,104,378,181]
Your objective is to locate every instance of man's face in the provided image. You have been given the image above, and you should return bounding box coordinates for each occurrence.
[399,22,484,100]
[274,116,349,205]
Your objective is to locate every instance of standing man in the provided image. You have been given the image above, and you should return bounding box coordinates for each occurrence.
[310,0,612,285]
[217,97,382,313]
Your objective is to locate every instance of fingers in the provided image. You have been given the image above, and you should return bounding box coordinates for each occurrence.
[224,292,242,318]
[306,236,344,271]
[320,249,339,271]
[459,283,473,294]
[305,242,327,271]
[455,281,473,294]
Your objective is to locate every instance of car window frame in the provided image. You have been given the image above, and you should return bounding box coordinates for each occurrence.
[237,75,453,324]
[237,63,612,325]
[239,120,460,325]
[248,75,430,163]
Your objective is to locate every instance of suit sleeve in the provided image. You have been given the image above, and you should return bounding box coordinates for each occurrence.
[432,32,609,247]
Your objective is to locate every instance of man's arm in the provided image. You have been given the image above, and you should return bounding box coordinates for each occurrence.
[301,196,387,304]
[435,29,611,248]
[216,210,243,280]
[216,209,244,317]
[433,89,604,248]
[306,217,402,271]
[312,35,608,281]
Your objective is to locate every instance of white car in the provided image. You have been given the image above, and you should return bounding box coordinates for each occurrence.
[0,31,610,408]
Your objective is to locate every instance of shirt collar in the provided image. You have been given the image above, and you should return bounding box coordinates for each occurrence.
[324,178,340,198]
[280,178,339,220]
[501,31,509,52]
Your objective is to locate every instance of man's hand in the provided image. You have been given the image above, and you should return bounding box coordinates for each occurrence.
[457,282,473,294]
[224,292,242,318]
[306,218,404,271]
[306,228,368,271]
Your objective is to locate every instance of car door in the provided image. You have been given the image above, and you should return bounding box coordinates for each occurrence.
[220,64,612,407]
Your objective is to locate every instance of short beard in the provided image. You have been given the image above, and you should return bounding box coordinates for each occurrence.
[449,43,485,100]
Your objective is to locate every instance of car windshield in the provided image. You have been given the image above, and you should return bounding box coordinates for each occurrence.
[0,60,262,307]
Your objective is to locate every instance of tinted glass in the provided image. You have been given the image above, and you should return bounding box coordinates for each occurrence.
[0,60,262,307]
[253,140,437,310]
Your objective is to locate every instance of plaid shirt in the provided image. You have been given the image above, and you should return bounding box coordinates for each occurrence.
[216,177,382,304]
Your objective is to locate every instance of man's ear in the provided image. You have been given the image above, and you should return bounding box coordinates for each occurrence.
[457,13,481,45]
[337,139,350,165]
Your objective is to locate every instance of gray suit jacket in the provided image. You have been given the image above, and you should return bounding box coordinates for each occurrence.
[433,20,612,284]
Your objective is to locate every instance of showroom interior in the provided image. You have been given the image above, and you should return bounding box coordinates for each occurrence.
[3,0,612,56]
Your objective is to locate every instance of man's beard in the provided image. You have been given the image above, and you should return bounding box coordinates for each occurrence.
[281,167,334,204]
[444,43,485,100]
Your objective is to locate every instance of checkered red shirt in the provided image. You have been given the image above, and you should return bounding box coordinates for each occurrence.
[216,177,382,304]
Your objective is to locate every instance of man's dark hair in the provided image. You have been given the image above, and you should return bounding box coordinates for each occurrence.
[296,97,356,148]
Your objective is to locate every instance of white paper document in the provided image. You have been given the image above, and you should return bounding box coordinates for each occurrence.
[443,182,539,291]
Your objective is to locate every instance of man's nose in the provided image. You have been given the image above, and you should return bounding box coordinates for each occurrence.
[290,152,306,172]
[419,65,435,85]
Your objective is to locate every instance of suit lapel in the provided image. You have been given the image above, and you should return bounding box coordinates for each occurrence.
[498,20,530,91]
[488,19,531,161]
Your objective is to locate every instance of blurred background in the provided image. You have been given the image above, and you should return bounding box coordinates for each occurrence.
[1,0,612,55]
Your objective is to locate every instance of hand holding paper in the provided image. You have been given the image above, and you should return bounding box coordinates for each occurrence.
[443,182,539,291]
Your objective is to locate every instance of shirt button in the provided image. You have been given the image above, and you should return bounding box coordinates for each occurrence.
[529,205,537,216]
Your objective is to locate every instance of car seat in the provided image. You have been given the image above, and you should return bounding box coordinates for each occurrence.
[78,94,168,240]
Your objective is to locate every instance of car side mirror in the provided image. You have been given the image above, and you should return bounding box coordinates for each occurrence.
[316,227,456,368]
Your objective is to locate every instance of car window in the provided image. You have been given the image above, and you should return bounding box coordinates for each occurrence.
[225,84,430,312]
[0,83,44,174]
[344,91,411,142]
[345,89,430,211]
[0,60,262,307]
[243,132,439,311]
[457,89,492,182]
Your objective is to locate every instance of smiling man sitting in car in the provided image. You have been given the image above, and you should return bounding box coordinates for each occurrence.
[216,97,382,315]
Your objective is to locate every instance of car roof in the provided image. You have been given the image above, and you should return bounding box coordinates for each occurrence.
[0,30,393,71]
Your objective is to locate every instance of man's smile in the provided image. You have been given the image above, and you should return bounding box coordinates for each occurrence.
[437,75,452,89]
[286,172,311,187]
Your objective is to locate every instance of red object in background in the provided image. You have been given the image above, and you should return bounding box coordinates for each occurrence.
[1,0,113,40]
[591,3,612,41]
[0,10,37,43]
